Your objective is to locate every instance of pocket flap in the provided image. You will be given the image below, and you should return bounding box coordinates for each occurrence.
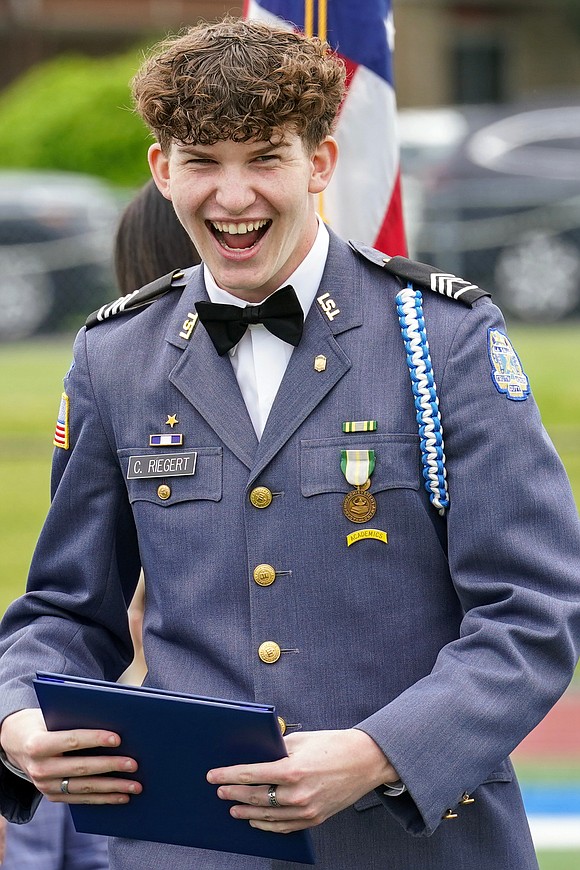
[301,434,420,497]
[118,446,222,506]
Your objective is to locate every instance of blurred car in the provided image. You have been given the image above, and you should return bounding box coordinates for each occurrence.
[0,170,122,340]
[398,100,580,321]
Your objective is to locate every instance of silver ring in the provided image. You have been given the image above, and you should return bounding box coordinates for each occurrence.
[267,784,280,808]
[60,778,70,795]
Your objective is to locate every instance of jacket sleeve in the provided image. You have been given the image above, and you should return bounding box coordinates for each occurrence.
[0,327,141,820]
[356,297,580,835]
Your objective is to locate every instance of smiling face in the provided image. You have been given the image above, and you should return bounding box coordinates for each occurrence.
[148,131,338,303]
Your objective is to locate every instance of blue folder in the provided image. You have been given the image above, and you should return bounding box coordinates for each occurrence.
[34,672,315,864]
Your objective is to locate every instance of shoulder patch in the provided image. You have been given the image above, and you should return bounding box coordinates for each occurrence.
[487,328,530,401]
[53,391,70,450]
[348,240,490,307]
[85,269,189,330]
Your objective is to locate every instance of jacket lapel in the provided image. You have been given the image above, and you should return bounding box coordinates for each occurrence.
[166,270,258,469]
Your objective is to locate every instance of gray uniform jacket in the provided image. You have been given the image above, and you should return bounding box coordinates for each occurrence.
[1,230,580,870]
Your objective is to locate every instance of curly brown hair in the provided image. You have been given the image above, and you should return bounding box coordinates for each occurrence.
[132,17,346,154]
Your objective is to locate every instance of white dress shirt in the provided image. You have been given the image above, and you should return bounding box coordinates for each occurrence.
[203,219,329,438]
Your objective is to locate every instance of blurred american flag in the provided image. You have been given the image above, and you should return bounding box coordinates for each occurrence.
[244,0,407,256]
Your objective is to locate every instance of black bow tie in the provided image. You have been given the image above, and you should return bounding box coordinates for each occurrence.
[195,285,304,356]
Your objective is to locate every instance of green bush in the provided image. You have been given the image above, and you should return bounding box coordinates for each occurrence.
[0,51,153,187]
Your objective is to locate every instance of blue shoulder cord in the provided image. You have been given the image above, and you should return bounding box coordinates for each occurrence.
[396,284,449,516]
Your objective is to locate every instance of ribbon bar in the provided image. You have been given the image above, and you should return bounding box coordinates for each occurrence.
[342,420,378,433]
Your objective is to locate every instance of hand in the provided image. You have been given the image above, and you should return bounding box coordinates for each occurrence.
[0,709,142,805]
[207,728,398,833]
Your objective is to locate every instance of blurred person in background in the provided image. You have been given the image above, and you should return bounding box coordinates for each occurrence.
[0,18,579,870]
[114,178,200,293]
[0,800,108,869]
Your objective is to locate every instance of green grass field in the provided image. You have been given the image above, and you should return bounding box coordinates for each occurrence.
[1,325,579,868]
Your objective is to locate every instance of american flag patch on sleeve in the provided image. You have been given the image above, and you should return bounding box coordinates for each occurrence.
[53,392,70,449]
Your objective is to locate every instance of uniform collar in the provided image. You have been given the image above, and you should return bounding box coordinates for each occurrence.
[167,225,361,352]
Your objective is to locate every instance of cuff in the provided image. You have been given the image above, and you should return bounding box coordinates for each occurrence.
[383,779,407,797]
[0,749,33,783]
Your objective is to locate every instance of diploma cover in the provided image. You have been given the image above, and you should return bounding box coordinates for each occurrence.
[34,672,315,864]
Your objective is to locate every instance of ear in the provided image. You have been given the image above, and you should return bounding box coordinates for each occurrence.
[308,137,339,195]
[148,143,172,200]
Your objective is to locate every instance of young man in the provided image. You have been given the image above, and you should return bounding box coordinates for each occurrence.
[1,17,579,870]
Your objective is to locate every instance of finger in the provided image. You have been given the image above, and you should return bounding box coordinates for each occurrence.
[248,818,312,834]
[216,784,274,807]
[49,775,142,803]
[36,729,123,757]
[207,759,287,786]
[33,754,138,781]
[231,804,299,824]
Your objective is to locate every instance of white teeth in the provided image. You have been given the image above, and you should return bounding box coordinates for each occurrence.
[211,219,268,234]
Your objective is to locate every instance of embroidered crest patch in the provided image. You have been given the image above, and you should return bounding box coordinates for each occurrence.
[487,329,530,401]
[53,392,70,449]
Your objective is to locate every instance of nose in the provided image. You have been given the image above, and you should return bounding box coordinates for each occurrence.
[214,168,257,215]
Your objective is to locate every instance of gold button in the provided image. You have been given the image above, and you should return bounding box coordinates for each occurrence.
[253,564,276,587]
[249,486,273,509]
[277,716,287,735]
[442,809,458,820]
[258,641,281,664]
[157,484,171,500]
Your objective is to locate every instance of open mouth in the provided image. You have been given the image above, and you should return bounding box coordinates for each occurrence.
[208,219,271,251]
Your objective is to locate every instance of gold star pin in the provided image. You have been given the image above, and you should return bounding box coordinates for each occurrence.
[165,414,178,428]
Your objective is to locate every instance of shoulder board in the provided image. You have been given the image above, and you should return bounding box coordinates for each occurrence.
[85,269,188,330]
[348,241,490,307]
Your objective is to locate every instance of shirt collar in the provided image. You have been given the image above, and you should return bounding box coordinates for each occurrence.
[203,217,329,318]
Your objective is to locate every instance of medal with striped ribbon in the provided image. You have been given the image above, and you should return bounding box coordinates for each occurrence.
[341,450,377,523]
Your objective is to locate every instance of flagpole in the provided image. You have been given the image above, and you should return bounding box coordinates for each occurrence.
[318,0,327,41]
[304,0,314,37]
[311,0,328,222]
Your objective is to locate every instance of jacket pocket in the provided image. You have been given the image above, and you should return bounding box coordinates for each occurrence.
[300,434,421,497]
[117,446,222,507]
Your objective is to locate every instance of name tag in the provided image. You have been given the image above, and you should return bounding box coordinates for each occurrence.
[127,452,197,479]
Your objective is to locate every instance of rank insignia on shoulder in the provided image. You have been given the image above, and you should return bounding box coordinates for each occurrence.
[348,241,490,307]
[487,329,530,401]
[53,392,70,449]
[85,269,188,330]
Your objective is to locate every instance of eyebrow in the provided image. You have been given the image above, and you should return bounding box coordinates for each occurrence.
[174,145,213,157]
[175,140,289,158]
